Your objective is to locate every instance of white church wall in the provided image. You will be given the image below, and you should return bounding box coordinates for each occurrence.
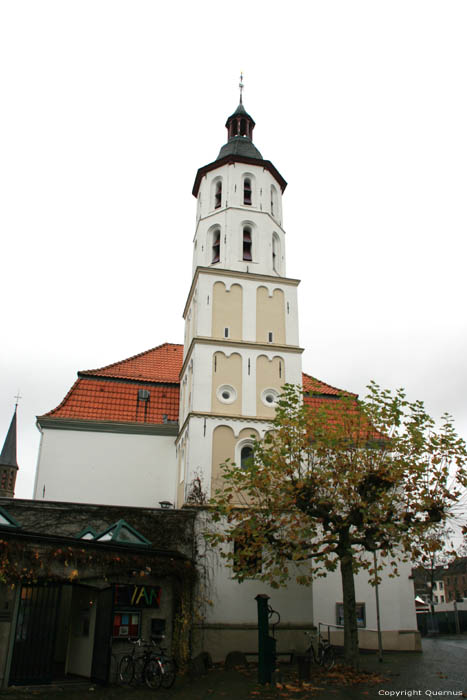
[312,558,420,650]
[34,428,177,507]
[193,512,314,662]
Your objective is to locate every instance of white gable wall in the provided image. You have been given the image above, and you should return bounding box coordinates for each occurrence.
[33,427,177,507]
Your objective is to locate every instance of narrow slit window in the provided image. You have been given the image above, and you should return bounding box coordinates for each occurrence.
[215,181,222,209]
[212,230,220,263]
[268,332,273,343]
[244,178,252,205]
[271,185,278,219]
[272,233,280,273]
[243,227,252,261]
[224,327,229,338]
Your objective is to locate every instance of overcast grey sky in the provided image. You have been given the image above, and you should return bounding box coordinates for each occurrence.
[1,0,466,500]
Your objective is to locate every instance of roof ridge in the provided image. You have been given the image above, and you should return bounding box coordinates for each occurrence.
[80,343,183,375]
[302,372,358,398]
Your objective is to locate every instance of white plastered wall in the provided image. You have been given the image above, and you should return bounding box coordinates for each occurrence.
[312,557,418,648]
[193,511,313,662]
[34,428,177,507]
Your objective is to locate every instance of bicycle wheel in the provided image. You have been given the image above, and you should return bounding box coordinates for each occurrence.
[319,644,335,670]
[118,655,134,684]
[160,658,177,689]
[144,658,162,689]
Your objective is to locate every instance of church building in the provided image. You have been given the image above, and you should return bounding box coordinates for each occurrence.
[0,87,420,685]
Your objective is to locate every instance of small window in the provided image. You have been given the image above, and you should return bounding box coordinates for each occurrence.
[268,331,273,343]
[244,178,252,205]
[217,384,237,404]
[224,327,229,338]
[212,229,220,263]
[215,181,222,209]
[336,603,365,627]
[138,389,150,401]
[261,388,279,407]
[243,227,252,261]
[240,445,254,469]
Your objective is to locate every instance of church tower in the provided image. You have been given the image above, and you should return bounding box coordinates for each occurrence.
[177,81,303,506]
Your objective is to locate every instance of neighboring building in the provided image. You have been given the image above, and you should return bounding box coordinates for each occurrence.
[0,91,421,685]
[412,565,447,606]
[442,557,467,602]
[432,577,447,605]
[0,407,19,498]
[0,498,196,686]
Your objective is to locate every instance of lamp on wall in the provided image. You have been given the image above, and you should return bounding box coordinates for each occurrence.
[159,501,173,509]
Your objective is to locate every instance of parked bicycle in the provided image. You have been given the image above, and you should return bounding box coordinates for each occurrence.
[147,637,178,689]
[304,628,335,670]
[118,638,161,688]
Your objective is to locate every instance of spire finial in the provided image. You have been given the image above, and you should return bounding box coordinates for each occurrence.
[239,72,244,104]
[14,390,22,410]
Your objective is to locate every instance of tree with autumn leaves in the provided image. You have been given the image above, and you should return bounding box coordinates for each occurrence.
[206,382,467,668]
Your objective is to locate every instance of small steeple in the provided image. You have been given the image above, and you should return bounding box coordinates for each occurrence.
[0,405,19,498]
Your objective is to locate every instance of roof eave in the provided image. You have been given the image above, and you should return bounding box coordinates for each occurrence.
[192,155,287,197]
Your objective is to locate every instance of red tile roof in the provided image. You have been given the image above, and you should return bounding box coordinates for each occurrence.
[79,343,183,384]
[302,373,356,398]
[39,346,356,427]
[41,378,179,424]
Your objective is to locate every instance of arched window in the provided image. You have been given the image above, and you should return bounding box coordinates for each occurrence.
[240,118,247,136]
[215,180,222,209]
[212,229,220,263]
[243,178,252,205]
[243,226,252,261]
[240,445,254,469]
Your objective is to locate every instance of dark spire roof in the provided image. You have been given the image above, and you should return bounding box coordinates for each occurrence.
[216,100,263,161]
[0,407,18,469]
[217,136,263,160]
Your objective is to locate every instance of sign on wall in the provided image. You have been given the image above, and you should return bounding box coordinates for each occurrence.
[114,584,162,609]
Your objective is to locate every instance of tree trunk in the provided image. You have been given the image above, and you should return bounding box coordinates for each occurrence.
[338,536,359,669]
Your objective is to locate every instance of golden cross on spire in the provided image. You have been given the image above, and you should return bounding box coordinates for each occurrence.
[239,72,244,104]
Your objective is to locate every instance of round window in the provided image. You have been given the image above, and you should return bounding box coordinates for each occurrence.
[261,388,279,408]
[217,384,237,404]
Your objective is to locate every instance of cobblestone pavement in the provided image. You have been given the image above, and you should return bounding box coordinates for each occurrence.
[1,636,465,699]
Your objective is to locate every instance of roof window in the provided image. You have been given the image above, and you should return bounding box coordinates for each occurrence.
[94,519,151,546]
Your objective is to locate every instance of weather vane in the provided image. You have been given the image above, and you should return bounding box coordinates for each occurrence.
[239,72,244,103]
